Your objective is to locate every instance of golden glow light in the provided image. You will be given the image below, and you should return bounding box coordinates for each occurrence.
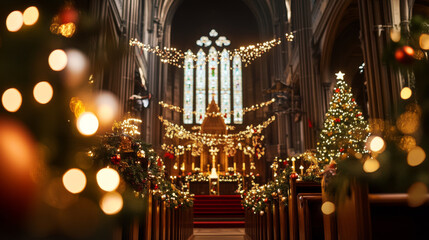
[76,112,99,136]
[407,182,428,207]
[390,28,401,43]
[2,88,22,112]
[368,136,385,153]
[321,201,335,215]
[419,33,429,50]
[100,191,123,215]
[96,167,120,192]
[363,157,380,173]
[23,6,39,26]
[62,168,86,194]
[400,87,412,100]
[95,91,119,125]
[6,11,23,32]
[33,81,53,104]
[48,49,68,71]
[407,146,426,167]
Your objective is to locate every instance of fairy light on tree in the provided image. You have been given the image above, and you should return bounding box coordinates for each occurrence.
[316,72,370,166]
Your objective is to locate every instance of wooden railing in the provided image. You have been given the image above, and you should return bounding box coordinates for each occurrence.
[118,192,193,240]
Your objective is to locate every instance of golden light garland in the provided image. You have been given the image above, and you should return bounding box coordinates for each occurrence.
[159,115,276,147]
[159,98,275,118]
[130,38,284,68]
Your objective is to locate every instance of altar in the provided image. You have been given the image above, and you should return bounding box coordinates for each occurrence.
[161,99,269,194]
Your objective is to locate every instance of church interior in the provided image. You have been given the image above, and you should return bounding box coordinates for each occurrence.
[1,0,429,239]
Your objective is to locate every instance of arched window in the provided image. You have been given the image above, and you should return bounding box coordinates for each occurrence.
[220,49,231,124]
[195,49,206,124]
[208,46,218,104]
[183,50,194,124]
[183,29,242,125]
[233,54,243,123]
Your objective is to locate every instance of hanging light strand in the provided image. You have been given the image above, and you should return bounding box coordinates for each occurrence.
[159,115,276,147]
[130,37,285,68]
[159,98,275,118]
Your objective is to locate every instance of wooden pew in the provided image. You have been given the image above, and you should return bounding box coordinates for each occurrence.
[369,193,429,240]
[289,179,321,240]
[296,193,324,240]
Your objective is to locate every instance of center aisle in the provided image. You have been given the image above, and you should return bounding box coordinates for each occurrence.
[193,195,245,228]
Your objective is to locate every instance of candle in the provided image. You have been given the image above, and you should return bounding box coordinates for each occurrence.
[217,164,220,171]
[234,162,237,171]
[291,157,296,173]
[300,165,304,175]
[243,162,246,171]
[192,162,195,171]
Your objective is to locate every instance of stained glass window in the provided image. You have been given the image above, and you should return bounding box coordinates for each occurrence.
[183,50,194,124]
[220,49,231,124]
[195,49,206,124]
[182,30,243,125]
[233,54,243,123]
[208,46,218,104]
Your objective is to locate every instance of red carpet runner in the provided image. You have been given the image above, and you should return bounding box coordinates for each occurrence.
[193,195,245,228]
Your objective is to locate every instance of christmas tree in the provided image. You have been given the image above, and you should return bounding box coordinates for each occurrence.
[316,72,369,166]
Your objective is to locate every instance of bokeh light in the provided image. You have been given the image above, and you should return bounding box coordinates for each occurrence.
[396,111,420,134]
[321,201,335,215]
[23,6,39,26]
[44,177,77,209]
[408,182,428,207]
[400,87,412,100]
[69,97,85,117]
[33,81,53,104]
[65,49,89,88]
[48,49,68,71]
[399,135,416,152]
[419,33,429,50]
[100,191,123,215]
[6,11,23,32]
[407,146,426,167]
[95,91,119,125]
[368,136,385,153]
[62,168,87,194]
[390,28,401,42]
[0,118,38,222]
[2,88,22,112]
[96,167,120,192]
[76,112,99,136]
[363,157,380,173]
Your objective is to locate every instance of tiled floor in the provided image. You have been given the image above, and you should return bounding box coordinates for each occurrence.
[191,228,246,240]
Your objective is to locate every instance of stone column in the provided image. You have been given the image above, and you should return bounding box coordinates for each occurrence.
[357,0,401,120]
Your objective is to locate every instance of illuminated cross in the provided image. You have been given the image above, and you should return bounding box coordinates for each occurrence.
[335,71,345,80]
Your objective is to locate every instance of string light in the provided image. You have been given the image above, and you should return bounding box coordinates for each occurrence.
[159,115,275,147]
[130,37,283,68]
[159,98,275,118]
